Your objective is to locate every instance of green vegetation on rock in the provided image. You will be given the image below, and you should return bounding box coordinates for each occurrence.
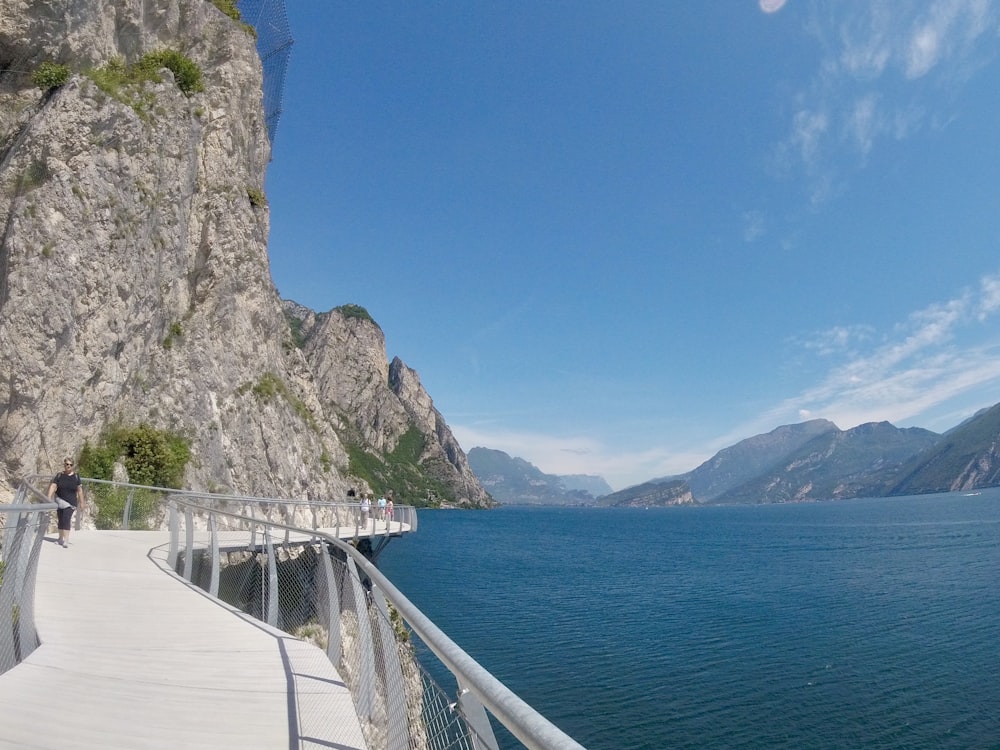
[247,185,267,207]
[136,49,204,97]
[79,424,191,529]
[162,321,183,349]
[209,0,257,36]
[346,426,452,507]
[239,372,318,431]
[335,304,377,326]
[85,50,204,116]
[80,423,190,487]
[32,61,70,90]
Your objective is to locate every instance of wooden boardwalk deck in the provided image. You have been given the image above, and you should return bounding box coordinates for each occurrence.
[0,530,369,749]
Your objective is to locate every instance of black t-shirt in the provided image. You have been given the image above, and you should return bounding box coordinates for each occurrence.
[52,472,81,506]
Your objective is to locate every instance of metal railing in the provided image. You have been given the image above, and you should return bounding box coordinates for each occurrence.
[3,477,586,750]
[0,482,53,675]
[75,477,418,561]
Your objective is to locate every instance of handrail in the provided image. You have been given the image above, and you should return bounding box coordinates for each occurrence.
[169,493,587,750]
[0,483,54,675]
[74,476,419,538]
[11,476,586,749]
[349,535,588,750]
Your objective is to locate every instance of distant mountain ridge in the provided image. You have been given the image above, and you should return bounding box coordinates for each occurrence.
[686,419,840,501]
[708,421,940,504]
[471,402,1000,506]
[633,404,1000,505]
[467,448,611,505]
[890,402,1000,494]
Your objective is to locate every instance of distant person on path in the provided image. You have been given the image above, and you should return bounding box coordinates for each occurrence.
[48,456,84,547]
[377,494,387,521]
[385,497,394,526]
[347,487,356,527]
[360,493,371,527]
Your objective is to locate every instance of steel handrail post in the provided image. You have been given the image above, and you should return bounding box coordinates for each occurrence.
[16,510,49,658]
[372,584,417,750]
[208,514,220,598]
[317,540,342,666]
[123,488,134,530]
[183,507,194,581]
[167,502,179,569]
[264,525,278,628]
[346,555,376,720]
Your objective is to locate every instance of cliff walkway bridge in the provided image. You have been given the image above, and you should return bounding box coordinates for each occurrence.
[0,477,586,750]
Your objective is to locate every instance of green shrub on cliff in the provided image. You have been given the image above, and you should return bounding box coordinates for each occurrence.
[79,424,191,530]
[85,50,204,115]
[80,424,191,488]
[211,0,241,21]
[32,62,70,90]
[209,0,257,37]
[137,49,205,97]
[335,304,376,326]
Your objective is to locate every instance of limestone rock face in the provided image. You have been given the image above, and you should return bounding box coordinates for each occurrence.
[0,0,491,508]
[292,304,492,507]
[388,357,490,506]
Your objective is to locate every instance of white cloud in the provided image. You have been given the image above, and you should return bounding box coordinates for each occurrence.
[846,94,880,156]
[451,424,706,491]
[797,323,875,356]
[978,274,1000,318]
[790,109,829,168]
[776,1,1000,202]
[906,0,994,79]
[741,270,1000,434]
[742,210,765,242]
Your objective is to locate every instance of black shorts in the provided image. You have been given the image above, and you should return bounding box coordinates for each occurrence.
[56,505,75,531]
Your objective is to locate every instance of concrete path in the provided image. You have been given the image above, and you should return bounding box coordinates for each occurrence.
[0,530,368,749]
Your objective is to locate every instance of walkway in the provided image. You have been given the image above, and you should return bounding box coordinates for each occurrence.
[0,530,368,749]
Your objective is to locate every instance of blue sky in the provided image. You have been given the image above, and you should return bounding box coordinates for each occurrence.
[264,1,1000,490]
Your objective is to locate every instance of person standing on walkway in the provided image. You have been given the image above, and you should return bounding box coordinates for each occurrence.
[360,493,371,527]
[48,456,85,547]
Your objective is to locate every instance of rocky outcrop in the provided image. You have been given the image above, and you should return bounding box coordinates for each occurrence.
[290,303,492,507]
[0,0,491,508]
[600,479,693,508]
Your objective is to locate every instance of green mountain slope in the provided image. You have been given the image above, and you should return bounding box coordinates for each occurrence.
[890,402,1000,495]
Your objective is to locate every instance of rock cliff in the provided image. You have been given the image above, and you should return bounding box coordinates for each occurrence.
[0,0,491,507]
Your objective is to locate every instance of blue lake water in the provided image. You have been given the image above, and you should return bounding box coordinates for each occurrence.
[378,490,1000,749]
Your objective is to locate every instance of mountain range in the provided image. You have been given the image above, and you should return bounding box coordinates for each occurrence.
[474,403,1000,506]
[467,447,612,505]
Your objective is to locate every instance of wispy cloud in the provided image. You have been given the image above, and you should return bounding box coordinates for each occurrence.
[728,270,1000,437]
[742,210,766,242]
[776,1,999,202]
[450,424,702,491]
[455,272,1000,491]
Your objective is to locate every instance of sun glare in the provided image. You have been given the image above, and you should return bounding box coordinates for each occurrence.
[759,0,787,13]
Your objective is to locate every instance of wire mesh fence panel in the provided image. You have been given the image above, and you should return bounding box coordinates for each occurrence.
[0,503,52,676]
[236,0,292,145]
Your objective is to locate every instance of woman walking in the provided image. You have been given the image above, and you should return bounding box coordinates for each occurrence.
[48,456,85,547]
